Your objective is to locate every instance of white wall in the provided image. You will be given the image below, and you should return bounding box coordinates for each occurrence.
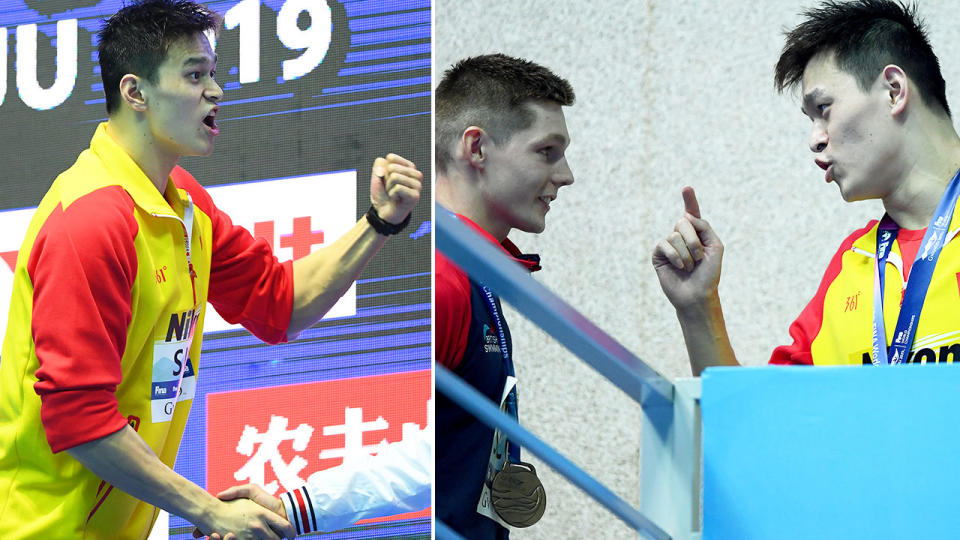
[435,1,960,538]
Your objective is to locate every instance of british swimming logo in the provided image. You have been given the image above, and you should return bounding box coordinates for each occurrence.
[483,324,501,354]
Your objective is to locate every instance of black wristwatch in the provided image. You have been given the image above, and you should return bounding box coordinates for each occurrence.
[365,205,411,236]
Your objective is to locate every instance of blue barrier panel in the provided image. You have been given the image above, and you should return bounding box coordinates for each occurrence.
[435,208,673,406]
[702,363,960,540]
[437,366,672,540]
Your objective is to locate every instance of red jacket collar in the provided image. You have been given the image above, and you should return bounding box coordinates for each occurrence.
[455,214,542,273]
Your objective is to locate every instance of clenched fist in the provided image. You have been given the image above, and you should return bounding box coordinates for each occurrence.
[369,154,423,224]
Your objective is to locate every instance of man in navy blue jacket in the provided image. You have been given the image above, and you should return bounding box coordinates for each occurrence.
[435,53,575,539]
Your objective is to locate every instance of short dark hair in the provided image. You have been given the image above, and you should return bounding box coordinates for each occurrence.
[98,0,219,115]
[435,53,575,173]
[775,0,949,116]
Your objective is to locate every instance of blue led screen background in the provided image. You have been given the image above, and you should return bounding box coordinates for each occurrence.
[0,1,431,538]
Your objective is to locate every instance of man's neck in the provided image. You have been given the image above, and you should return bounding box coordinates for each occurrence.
[882,120,960,229]
[436,173,510,242]
[105,118,178,195]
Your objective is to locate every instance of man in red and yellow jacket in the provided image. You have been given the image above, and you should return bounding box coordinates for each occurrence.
[0,1,422,539]
[653,0,960,374]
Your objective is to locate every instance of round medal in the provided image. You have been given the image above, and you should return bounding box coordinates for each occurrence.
[490,461,546,527]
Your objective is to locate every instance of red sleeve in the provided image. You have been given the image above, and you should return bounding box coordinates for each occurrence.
[769,222,875,365]
[29,187,137,453]
[174,168,294,345]
[435,252,471,370]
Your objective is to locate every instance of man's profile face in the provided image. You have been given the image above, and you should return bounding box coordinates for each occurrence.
[142,32,222,161]
[801,52,901,202]
[479,101,574,235]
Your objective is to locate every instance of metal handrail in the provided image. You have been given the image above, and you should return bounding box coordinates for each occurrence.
[437,366,671,540]
[435,207,678,538]
[435,208,673,407]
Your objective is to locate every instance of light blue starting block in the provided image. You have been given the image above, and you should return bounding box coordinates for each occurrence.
[700,363,960,539]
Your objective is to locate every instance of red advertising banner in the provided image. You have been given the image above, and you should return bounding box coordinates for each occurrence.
[206,370,431,524]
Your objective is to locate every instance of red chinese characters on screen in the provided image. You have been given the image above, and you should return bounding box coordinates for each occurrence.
[206,370,431,523]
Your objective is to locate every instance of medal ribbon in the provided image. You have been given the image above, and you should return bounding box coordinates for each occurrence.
[443,207,522,461]
[479,285,521,463]
[872,169,960,365]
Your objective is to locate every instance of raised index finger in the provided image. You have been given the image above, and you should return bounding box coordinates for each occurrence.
[682,186,701,219]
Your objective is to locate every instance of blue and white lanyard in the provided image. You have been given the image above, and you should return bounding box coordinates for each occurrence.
[153,193,198,306]
[871,169,960,365]
[480,284,521,463]
[442,206,522,460]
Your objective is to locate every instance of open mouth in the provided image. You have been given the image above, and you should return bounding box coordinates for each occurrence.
[203,109,219,133]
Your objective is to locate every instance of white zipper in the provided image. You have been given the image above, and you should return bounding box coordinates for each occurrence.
[152,193,197,305]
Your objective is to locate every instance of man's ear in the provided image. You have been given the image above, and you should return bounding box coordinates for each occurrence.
[118,73,148,112]
[882,64,909,117]
[461,126,487,171]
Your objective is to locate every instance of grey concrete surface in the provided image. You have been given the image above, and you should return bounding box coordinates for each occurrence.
[435,1,960,538]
